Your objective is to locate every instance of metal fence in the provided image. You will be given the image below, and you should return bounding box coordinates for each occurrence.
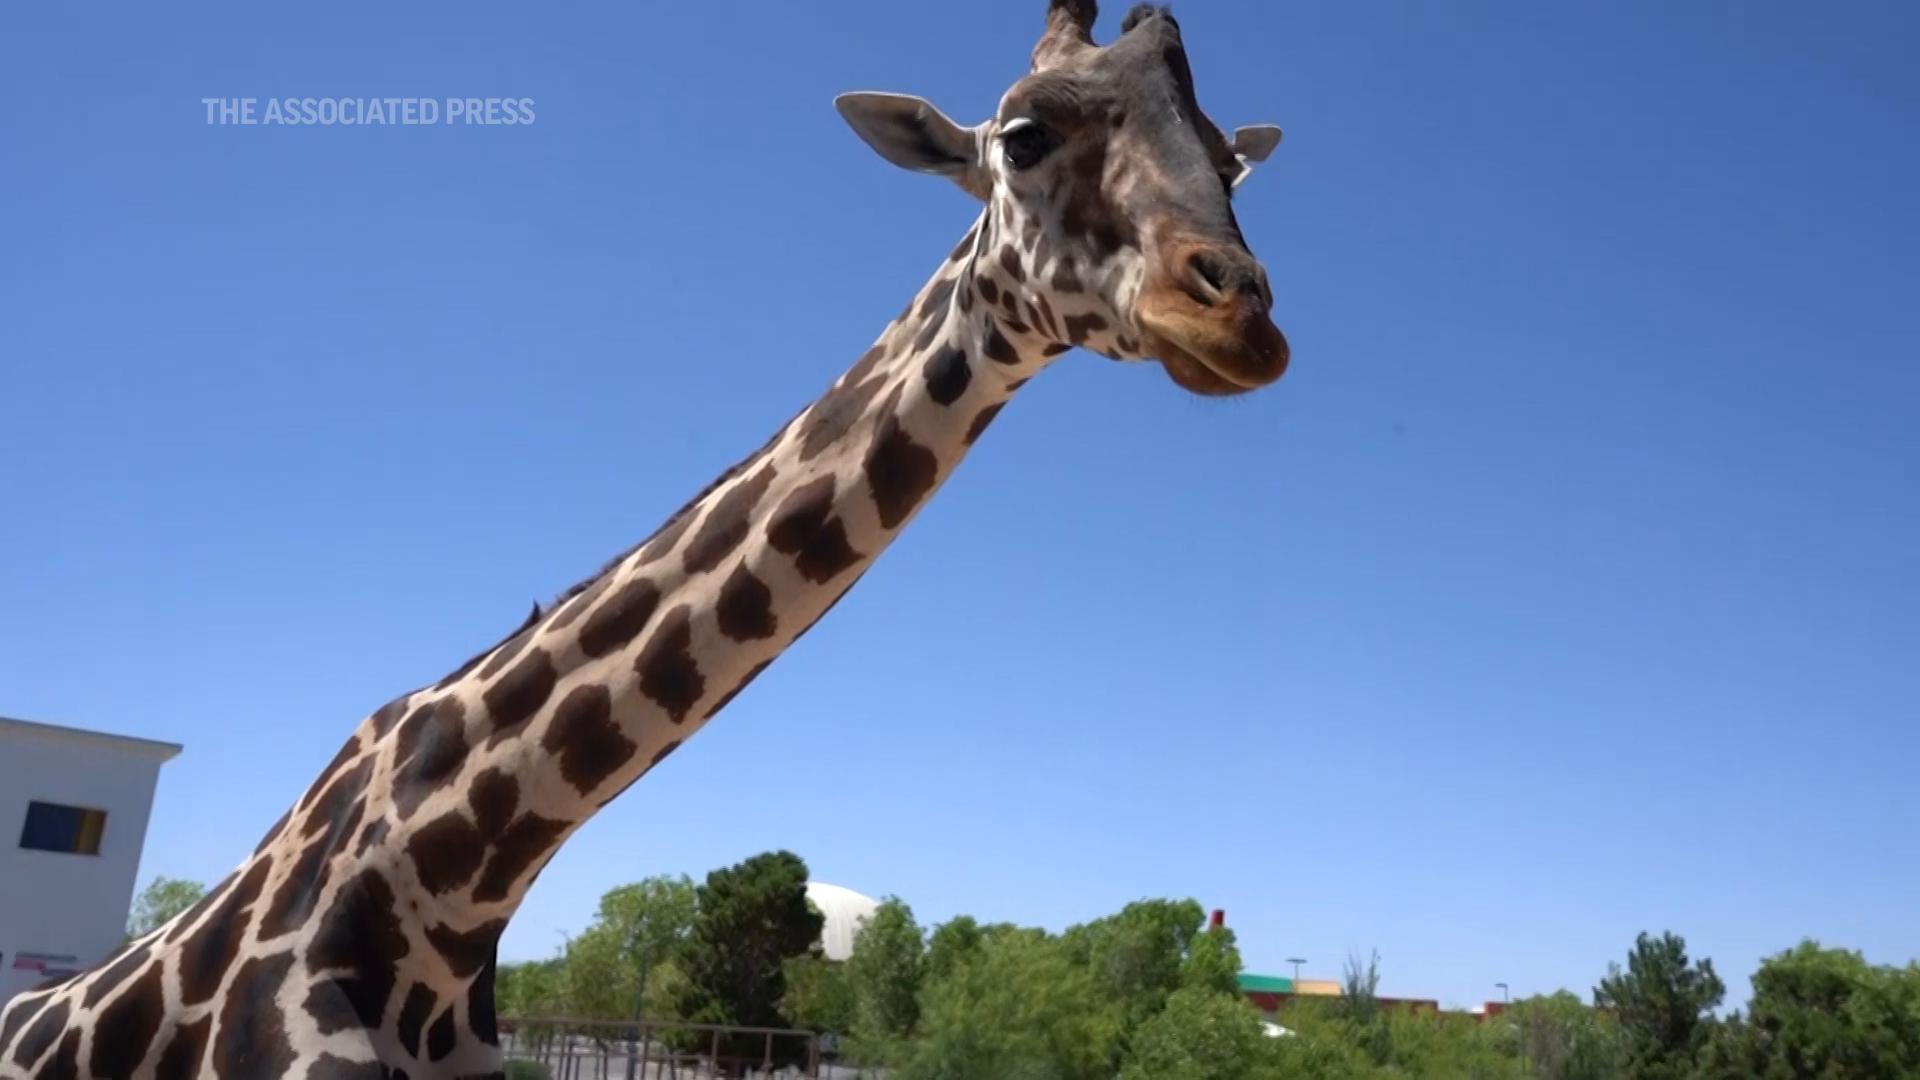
[498,1016,837,1080]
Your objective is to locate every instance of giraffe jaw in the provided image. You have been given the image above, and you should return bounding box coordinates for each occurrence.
[1138,309,1290,397]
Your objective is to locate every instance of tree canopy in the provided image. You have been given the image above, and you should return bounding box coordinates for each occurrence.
[126,876,207,938]
[483,855,1916,1080]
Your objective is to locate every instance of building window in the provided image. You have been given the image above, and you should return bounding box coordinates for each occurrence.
[19,801,108,856]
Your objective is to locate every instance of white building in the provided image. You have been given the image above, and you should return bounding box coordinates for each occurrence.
[805,881,879,963]
[0,715,181,1005]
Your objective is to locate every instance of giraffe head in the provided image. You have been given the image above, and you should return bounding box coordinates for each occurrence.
[836,0,1288,396]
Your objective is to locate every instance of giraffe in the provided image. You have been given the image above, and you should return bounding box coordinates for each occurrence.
[0,3,1288,1076]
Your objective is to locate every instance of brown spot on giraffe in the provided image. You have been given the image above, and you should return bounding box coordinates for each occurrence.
[78,942,148,1009]
[298,735,364,814]
[467,768,520,840]
[983,322,1020,365]
[424,919,506,980]
[913,306,949,353]
[368,695,412,738]
[682,463,779,574]
[213,951,298,1079]
[472,814,569,903]
[966,402,1009,446]
[865,417,941,529]
[766,476,865,584]
[916,277,956,321]
[307,1055,388,1079]
[998,245,1026,282]
[545,572,609,632]
[302,757,374,841]
[543,683,637,796]
[1030,293,1060,338]
[305,870,410,1034]
[715,565,778,642]
[262,765,369,937]
[635,605,705,722]
[800,372,891,461]
[154,1014,212,1080]
[1064,312,1108,344]
[427,1007,457,1061]
[407,811,486,895]
[480,649,557,744]
[186,858,273,1001]
[44,1029,82,1077]
[577,577,663,658]
[923,345,972,405]
[392,697,468,820]
[469,955,501,1046]
[5,995,66,1069]
[844,343,888,387]
[354,816,391,857]
[89,958,165,1078]
[396,983,435,1059]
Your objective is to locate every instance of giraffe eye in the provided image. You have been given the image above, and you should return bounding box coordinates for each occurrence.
[1001,120,1060,171]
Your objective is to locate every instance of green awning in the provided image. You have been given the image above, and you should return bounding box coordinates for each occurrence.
[1238,973,1294,994]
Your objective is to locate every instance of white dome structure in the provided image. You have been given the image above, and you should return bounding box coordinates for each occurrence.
[806,881,879,962]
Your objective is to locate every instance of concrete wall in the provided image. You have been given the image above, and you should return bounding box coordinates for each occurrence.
[0,718,179,1005]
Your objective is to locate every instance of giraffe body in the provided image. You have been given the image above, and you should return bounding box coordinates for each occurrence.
[0,4,1289,1075]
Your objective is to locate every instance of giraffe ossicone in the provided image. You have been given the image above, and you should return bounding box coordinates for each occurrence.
[0,3,1289,1076]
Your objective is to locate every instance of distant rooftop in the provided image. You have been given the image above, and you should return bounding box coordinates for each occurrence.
[0,714,183,762]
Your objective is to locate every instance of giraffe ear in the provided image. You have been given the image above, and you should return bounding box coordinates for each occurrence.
[1227,124,1283,190]
[835,92,988,200]
[1232,124,1283,163]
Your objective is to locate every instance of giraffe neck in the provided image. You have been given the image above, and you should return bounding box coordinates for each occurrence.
[0,208,1068,1079]
[0,207,1069,1079]
[356,206,1055,920]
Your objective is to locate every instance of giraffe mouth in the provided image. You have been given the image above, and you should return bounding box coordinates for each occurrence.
[1138,309,1290,397]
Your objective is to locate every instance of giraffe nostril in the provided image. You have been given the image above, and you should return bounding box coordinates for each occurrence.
[1185,252,1231,305]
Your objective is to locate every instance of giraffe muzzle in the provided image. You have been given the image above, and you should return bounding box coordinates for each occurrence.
[1136,244,1289,396]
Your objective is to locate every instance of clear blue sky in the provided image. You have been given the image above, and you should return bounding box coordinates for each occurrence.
[3,0,1915,1010]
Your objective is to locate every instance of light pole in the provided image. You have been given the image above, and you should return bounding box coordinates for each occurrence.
[1286,957,1306,989]
[1496,982,1510,1004]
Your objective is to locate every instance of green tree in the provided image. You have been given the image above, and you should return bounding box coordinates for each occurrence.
[1119,986,1280,1080]
[902,929,1122,1080]
[1696,940,1920,1078]
[1063,898,1215,1032]
[1182,924,1245,997]
[495,958,567,1017]
[496,957,569,1055]
[1503,990,1624,1080]
[925,916,986,984]
[1373,1008,1522,1079]
[1592,931,1724,1079]
[558,876,697,1020]
[844,896,925,1060]
[126,877,206,938]
[678,850,823,1072]
[781,953,854,1034]
[1336,949,1383,1027]
[925,916,1022,984]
